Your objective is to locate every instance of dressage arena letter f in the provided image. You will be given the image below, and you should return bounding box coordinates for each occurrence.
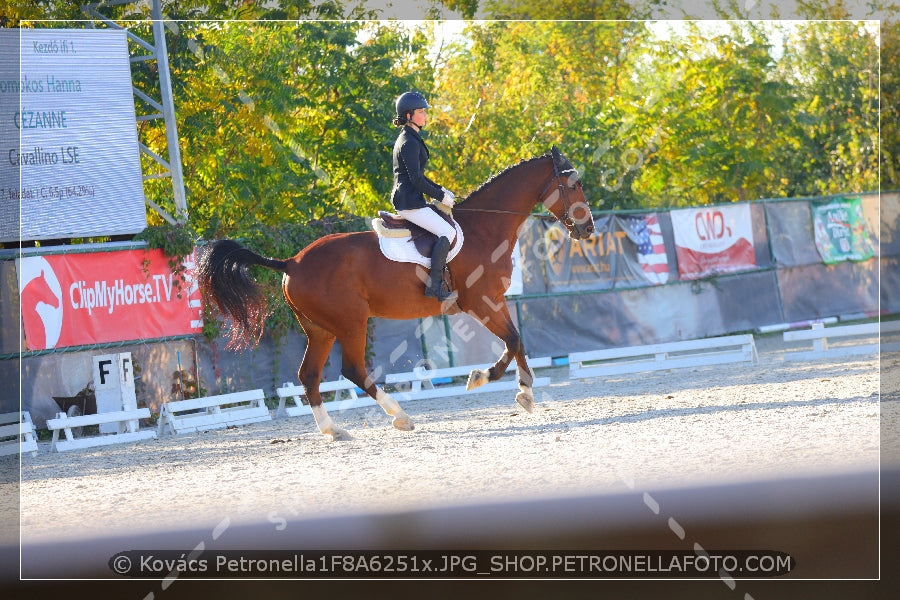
[121,356,132,383]
[98,359,113,386]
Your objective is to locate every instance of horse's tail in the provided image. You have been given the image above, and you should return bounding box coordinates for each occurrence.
[196,239,288,350]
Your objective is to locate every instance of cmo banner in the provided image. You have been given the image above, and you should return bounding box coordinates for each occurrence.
[671,204,756,280]
[0,28,147,242]
[17,248,202,351]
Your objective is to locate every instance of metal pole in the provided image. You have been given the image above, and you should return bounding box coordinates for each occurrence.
[151,0,188,223]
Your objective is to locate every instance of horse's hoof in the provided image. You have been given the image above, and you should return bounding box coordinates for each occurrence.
[515,391,534,414]
[393,416,415,431]
[328,428,353,442]
[467,369,489,390]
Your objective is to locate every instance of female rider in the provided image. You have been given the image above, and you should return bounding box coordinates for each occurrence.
[390,91,458,303]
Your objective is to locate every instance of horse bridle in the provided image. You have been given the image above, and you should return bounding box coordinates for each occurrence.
[537,157,582,229]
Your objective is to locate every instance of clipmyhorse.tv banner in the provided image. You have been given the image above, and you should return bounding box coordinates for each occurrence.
[17,248,202,351]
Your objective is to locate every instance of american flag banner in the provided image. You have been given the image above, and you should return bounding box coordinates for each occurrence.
[626,214,669,285]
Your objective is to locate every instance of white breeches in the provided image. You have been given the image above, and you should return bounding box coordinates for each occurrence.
[398,207,457,242]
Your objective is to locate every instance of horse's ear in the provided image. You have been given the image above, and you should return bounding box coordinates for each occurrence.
[550,145,563,164]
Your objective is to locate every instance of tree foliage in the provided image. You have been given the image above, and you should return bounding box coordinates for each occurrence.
[156,20,429,236]
[427,19,653,209]
[883,18,900,187]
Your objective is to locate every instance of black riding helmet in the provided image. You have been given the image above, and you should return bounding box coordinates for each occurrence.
[395,91,430,119]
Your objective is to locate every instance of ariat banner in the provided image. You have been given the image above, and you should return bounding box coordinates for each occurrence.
[671,204,756,280]
[811,197,875,264]
[539,215,615,292]
[17,248,202,351]
[520,215,672,292]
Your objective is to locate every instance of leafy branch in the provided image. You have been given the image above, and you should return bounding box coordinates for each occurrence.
[134,222,197,296]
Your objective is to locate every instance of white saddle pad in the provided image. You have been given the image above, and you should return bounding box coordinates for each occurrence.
[375,219,464,269]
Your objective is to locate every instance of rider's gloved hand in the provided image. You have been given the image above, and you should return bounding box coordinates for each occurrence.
[441,188,456,206]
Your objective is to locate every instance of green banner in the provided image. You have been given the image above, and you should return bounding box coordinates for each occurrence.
[812,197,875,264]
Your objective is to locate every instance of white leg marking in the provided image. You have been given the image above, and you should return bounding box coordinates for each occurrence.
[311,404,351,441]
[518,363,535,390]
[375,388,402,416]
[516,364,535,413]
[466,368,490,390]
[376,389,414,431]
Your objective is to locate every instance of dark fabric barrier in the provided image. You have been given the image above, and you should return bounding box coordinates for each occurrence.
[766,193,883,268]
[0,358,18,414]
[517,292,641,357]
[704,268,785,330]
[776,261,880,322]
[883,256,900,314]
[765,200,822,267]
[517,218,550,296]
[880,192,900,256]
[0,259,20,355]
[369,316,429,376]
[751,201,774,268]
[515,269,782,357]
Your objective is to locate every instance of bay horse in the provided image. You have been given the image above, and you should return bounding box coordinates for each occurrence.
[197,146,594,440]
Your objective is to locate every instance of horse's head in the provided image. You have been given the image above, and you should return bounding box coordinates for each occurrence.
[539,146,595,240]
[24,269,60,309]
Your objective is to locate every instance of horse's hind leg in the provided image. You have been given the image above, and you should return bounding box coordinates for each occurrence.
[296,316,351,441]
[338,326,414,432]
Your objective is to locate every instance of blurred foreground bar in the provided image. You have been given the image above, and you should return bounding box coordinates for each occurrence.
[4,468,898,598]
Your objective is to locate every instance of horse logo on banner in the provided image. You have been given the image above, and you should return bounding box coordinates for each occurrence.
[18,256,64,350]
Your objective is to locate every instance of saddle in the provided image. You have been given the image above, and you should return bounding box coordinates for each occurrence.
[372,203,462,259]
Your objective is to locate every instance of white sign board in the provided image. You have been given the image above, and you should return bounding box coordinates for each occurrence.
[92,352,139,434]
[0,28,147,242]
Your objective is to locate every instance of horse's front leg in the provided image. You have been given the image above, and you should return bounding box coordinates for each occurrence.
[466,348,510,391]
[465,308,535,413]
[513,354,536,414]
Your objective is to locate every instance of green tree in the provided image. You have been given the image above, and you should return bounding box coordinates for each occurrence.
[626,21,801,206]
[146,20,431,237]
[428,19,652,210]
[481,0,661,19]
[883,17,900,190]
[776,20,879,195]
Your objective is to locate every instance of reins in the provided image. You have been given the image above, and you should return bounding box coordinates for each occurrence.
[452,206,537,217]
[451,157,580,223]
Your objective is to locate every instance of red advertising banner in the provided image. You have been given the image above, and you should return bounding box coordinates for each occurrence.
[17,248,202,351]
[671,204,757,280]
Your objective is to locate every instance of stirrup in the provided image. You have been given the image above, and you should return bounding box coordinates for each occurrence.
[424,283,457,302]
[436,289,458,303]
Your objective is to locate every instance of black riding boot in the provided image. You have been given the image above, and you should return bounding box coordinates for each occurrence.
[425,236,458,303]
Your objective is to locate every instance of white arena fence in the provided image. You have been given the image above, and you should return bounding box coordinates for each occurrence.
[11,318,898,455]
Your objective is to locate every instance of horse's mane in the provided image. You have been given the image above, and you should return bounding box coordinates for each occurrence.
[459,152,552,205]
